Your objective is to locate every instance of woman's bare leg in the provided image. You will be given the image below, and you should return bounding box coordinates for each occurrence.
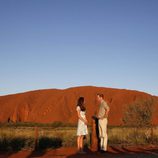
[77,136,80,151]
[80,135,84,151]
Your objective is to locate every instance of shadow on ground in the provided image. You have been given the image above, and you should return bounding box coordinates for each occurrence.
[66,146,158,158]
[0,145,158,158]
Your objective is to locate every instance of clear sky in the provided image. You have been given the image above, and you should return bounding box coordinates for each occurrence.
[0,0,158,96]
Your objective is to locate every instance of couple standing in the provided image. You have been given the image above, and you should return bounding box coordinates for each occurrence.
[76,93,110,153]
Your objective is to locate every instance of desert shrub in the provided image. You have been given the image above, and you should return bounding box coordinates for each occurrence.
[0,136,10,151]
[123,99,154,127]
[50,122,76,128]
[24,137,34,149]
[0,122,76,128]
[37,137,62,150]
[62,135,76,147]
[122,98,156,145]
[0,136,27,151]
[10,137,26,151]
[108,126,158,145]
[126,129,146,145]
[148,135,158,144]
[1,125,157,151]
[109,135,125,145]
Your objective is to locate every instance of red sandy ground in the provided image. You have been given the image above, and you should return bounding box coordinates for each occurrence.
[0,86,158,126]
[1,146,158,158]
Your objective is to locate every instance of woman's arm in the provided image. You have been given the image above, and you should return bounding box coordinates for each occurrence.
[77,110,87,124]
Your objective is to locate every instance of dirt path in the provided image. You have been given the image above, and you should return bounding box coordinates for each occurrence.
[0,145,158,158]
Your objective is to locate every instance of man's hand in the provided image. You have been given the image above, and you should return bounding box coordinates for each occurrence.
[84,120,88,125]
[100,113,108,120]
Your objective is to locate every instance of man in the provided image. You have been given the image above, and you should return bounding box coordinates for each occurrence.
[96,93,110,152]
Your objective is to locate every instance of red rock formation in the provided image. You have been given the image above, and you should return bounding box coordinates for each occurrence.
[0,86,158,125]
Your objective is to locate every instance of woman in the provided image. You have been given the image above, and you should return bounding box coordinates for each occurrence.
[76,97,88,153]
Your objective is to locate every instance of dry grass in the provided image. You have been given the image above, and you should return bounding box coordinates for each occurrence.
[0,126,158,151]
[108,126,158,145]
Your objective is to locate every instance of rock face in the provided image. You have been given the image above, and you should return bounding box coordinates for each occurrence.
[11,103,29,122]
[0,86,158,125]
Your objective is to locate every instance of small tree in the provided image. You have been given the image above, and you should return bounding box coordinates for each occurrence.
[123,99,155,144]
[123,99,154,127]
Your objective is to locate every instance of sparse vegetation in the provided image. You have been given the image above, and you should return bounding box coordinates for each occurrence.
[122,99,155,127]
[108,126,158,145]
[37,137,62,150]
[0,100,157,151]
[0,125,158,151]
[121,99,157,145]
[0,121,76,128]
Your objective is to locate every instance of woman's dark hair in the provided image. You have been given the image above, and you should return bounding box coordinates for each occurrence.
[97,93,104,99]
[77,97,86,111]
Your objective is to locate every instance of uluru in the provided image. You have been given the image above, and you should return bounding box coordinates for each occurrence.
[0,86,158,126]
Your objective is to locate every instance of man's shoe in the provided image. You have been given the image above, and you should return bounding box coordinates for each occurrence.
[77,149,86,154]
[100,150,107,154]
[79,150,86,154]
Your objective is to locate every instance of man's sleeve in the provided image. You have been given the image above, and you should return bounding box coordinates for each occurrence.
[104,103,110,111]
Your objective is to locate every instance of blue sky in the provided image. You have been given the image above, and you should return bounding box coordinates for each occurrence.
[0,0,158,96]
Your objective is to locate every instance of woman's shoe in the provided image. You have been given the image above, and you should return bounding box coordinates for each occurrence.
[79,150,86,154]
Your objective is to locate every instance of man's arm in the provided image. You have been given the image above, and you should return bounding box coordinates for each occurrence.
[100,105,110,119]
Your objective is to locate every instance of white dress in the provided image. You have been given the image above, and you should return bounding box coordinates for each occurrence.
[76,106,88,136]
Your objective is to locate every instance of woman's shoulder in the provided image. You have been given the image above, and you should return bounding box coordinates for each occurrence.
[76,106,80,111]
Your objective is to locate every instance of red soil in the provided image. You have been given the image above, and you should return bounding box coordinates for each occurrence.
[1,146,158,158]
[0,86,158,125]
